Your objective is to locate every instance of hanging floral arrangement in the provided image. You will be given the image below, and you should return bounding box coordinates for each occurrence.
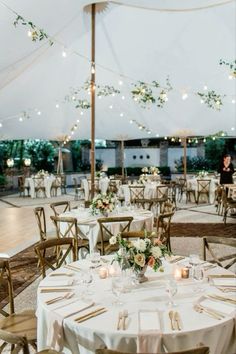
[219,59,236,77]
[197,90,225,111]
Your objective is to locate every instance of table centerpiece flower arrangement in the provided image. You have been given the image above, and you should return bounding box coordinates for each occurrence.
[90,193,116,216]
[141,167,149,174]
[139,174,149,184]
[149,166,160,175]
[35,169,49,177]
[198,171,208,178]
[109,231,170,282]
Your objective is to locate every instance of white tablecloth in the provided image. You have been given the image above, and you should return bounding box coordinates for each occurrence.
[25,175,61,198]
[61,208,153,251]
[37,259,236,354]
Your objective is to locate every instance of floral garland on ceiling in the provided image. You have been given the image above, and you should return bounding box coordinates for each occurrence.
[131,77,172,108]
[13,15,53,45]
[197,90,225,111]
[219,59,236,77]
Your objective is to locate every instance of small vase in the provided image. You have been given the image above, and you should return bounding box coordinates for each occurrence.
[135,265,148,283]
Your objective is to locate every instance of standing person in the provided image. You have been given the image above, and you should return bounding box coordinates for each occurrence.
[218,154,235,185]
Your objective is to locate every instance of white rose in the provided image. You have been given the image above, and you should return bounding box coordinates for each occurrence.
[133,239,146,252]
[151,246,162,258]
[109,236,117,245]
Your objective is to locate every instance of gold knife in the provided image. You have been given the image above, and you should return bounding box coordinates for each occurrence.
[174,312,182,330]
[75,308,107,323]
[168,310,175,330]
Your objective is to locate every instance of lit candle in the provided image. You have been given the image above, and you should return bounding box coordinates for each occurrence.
[174,268,182,281]
[181,267,190,279]
[99,267,108,279]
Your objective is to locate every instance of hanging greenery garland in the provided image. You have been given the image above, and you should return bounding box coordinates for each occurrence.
[219,59,236,77]
[197,90,225,111]
[131,77,172,108]
[13,15,53,45]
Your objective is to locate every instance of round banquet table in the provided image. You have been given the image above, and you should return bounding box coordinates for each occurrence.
[37,258,236,354]
[60,208,153,251]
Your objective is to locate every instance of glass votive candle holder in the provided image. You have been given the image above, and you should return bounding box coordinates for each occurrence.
[98,266,108,279]
[181,267,190,279]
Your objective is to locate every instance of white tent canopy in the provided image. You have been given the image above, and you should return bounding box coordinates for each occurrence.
[0,0,235,141]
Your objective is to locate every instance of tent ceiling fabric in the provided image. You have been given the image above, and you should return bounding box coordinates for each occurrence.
[0,0,235,140]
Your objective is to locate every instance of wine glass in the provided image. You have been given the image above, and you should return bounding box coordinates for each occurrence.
[81,270,93,297]
[165,280,178,307]
[189,254,200,279]
[193,265,205,293]
[111,276,124,306]
[89,251,101,269]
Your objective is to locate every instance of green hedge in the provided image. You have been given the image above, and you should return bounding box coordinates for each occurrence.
[107,166,171,177]
[0,175,6,186]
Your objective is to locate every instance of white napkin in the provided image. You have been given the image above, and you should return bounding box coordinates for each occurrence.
[201,299,235,315]
[46,300,93,351]
[39,279,74,287]
[212,278,236,287]
[137,311,162,353]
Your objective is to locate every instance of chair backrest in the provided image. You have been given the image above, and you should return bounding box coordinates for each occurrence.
[33,177,45,189]
[156,185,169,199]
[197,179,211,193]
[203,236,236,269]
[73,177,78,189]
[156,211,175,250]
[135,198,153,210]
[18,176,25,188]
[50,201,70,216]
[129,186,145,202]
[50,215,78,239]
[52,175,62,187]
[0,260,14,316]
[97,216,133,254]
[34,207,47,242]
[95,346,210,354]
[34,238,77,278]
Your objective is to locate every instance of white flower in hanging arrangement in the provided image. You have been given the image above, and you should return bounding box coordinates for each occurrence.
[197,90,225,111]
[13,15,53,45]
[219,59,236,78]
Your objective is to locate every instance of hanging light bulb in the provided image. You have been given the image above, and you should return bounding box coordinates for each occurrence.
[188,139,191,143]
[171,137,175,142]
[231,127,235,131]
[74,125,78,130]
[203,138,206,143]
[62,49,67,58]
[80,111,84,115]
[179,138,182,142]
[27,30,32,37]
[72,96,76,101]
[109,105,113,109]
[129,120,133,124]
[147,130,151,135]
[182,93,188,100]
[119,80,123,86]
[212,136,216,140]
[0,122,2,128]
[203,85,208,90]
[37,111,41,115]
[216,101,220,106]
[156,133,159,137]
[71,131,74,135]
[120,113,124,117]
[195,139,198,143]
[91,63,95,74]
[200,99,204,104]
[121,96,125,100]
[55,103,59,109]
[19,117,23,122]
[228,74,233,80]
[232,99,235,104]
[77,119,80,123]
[164,136,167,140]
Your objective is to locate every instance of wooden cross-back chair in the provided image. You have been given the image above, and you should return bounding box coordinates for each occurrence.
[95,346,210,354]
[153,185,169,213]
[50,201,71,217]
[0,260,37,353]
[156,210,175,252]
[222,188,236,224]
[50,215,89,254]
[197,179,211,204]
[203,236,236,269]
[34,238,78,278]
[135,198,153,211]
[120,230,157,239]
[51,174,62,197]
[129,185,145,203]
[33,177,46,198]
[34,206,56,242]
[176,177,187,202]
[214,184,224,215]
[18,176,30,197]
[97,216,133,255]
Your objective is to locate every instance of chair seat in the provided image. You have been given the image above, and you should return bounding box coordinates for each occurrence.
[0,309,37,342]
[46,230,57,240]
